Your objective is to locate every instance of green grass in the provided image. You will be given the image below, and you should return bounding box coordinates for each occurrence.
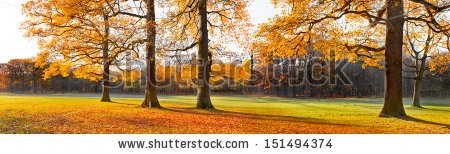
[0,94,449,134]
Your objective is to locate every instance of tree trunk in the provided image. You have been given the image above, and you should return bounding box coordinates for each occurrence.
[412,79,422,108]
[196,0,214,109]
[22,71,26,94]
[32,68,38,94]
[411,48,428,108]
[176,64,181,94]
[249,53,254,94]
[380,0,406,117]
[101,63,111,102]
[141,0,161,108]
[101,14,111,102]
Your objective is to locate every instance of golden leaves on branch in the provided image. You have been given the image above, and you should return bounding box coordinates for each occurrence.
[22,0,143,81]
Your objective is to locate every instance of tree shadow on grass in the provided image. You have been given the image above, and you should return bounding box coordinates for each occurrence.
[107,101,141,107]
[158,107,357,128]
[106,100,450,131]
[422,108,450,113]
[407,106,450,114]
[401,116,450,129]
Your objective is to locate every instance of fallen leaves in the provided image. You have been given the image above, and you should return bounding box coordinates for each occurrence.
[0,95,449,134]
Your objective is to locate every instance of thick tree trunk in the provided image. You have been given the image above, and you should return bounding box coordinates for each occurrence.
[196,0,214,109]
[101,14,111,102]
[141,0,161,108]
[101,63,111,102]
[380,0,406,117]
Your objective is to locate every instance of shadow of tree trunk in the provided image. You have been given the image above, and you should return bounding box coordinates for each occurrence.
[401,116,450,129]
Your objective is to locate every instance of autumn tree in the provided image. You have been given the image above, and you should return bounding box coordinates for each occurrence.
[2,59,35,93]
[162,0,251,109]
[404,23,450,108]
[254,0,450,117]
[0,64,7,91]
[22,0,142,102]
[141,0,161,108]
[104,0,162,108]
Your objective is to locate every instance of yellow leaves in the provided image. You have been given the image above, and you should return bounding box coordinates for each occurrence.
[35,51,50,68]
[226,62,251,84]
[73,65,102,81]
[124,70,143,84]
[253,0,391,70]
[42,60,72,80]
[4,95,450,134]
[429,53,450,73]
[22,0,143,82]
[180,65,195,86]
[404,19,449,76]
[253,22,310,61]
[362,57,383,69]
[242,59,252,73]
[163,0,252,54]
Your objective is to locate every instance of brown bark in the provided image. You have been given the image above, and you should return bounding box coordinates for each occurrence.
[411,31,430,108]
[412,54,427,108]
[196,0,214,109]
[380,0,406,117]
[141,0,161,108]
[412,79,422,108]
[32,67,38,94]
[101,14,111,102]
[101,63,111,102]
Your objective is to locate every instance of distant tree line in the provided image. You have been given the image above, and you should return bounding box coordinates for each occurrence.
[0,59,101,94]
[2,55,449,98]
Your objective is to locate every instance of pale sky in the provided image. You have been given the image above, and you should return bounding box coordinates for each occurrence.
[0,0,39,63]
[0,0,278,63]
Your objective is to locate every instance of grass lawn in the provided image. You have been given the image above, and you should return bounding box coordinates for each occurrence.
[0,94,449,134]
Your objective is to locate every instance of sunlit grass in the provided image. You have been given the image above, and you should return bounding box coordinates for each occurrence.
[0,94,449,134]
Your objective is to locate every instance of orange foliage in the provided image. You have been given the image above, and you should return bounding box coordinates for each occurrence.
[0,101,383,134]
[22,0,141,81]
[0,72,7,90]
